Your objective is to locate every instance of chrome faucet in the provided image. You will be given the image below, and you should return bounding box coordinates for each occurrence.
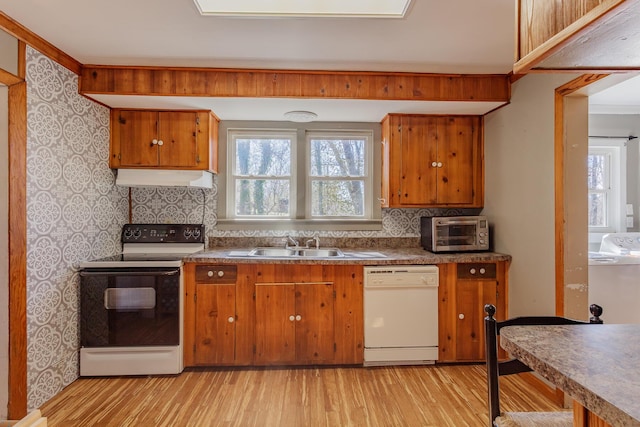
[284,235,299,248]
[306,236,320,249]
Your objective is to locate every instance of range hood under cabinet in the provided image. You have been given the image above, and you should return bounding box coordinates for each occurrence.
[115,169,213,188]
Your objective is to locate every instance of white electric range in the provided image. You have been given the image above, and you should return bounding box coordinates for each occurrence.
[78,223,205,376]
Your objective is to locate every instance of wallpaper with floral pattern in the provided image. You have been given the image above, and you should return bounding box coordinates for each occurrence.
[25,47,128,409]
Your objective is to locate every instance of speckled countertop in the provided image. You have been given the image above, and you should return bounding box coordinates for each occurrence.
[500,324,640,426]
[183,236,511,264]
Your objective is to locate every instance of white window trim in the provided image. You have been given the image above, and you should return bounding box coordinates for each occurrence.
[227,129,297,219]
[305,130,373,220]
[216,121,382,231]
[588,138,627,245]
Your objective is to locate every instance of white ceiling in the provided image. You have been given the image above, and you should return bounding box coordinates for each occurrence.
[0,0,637,120]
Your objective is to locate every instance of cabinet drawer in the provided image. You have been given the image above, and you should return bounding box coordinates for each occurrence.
[195,265,237,284]
[457,263,496,279]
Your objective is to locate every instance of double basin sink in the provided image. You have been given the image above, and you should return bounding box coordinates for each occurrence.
[248,247,344,258]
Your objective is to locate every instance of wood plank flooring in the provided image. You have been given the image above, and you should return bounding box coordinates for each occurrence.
[39,364,563,426]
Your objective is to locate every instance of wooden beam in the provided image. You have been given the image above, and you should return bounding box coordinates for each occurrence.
[79,66,511,102]
[0,11,81,75]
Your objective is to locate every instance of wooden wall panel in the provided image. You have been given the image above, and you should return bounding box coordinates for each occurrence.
[518,0,609,59]
[79,66,511,103]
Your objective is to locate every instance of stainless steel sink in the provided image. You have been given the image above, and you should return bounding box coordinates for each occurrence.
[296,248,344,257]
[247,247,344,258]
[248,247,297,257]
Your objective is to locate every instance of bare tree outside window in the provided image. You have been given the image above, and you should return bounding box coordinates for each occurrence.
[228,129,372,221]
[587,153,608,228]
[234,137,291,217]
[310,138,366,217]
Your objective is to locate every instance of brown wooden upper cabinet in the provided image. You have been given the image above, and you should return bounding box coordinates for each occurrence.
[110,109,219,172]
[380,114,483,208]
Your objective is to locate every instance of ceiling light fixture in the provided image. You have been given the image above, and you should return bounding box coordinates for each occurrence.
[193,0,412,18]
[284,110,318,122]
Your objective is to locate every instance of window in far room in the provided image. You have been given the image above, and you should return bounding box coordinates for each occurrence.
[587,139,626,234]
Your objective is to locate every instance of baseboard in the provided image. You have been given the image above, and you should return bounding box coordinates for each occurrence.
[520,372,565,406]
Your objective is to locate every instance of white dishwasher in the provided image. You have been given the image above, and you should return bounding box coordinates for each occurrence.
[364,265,439,365]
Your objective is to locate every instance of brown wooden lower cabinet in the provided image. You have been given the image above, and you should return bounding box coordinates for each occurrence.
[438,261,508,362]
[254,281,334,364]
[183,263,364,367]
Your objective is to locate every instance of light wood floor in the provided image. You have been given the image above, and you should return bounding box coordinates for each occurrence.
[40,364,562,426]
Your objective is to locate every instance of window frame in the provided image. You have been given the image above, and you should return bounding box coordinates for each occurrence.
[588,138,626,237]
[227,129,297,219]
[305,131,373,220]
[216,121,382,231]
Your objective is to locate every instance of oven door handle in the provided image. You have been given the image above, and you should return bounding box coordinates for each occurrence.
[79,268,180,276]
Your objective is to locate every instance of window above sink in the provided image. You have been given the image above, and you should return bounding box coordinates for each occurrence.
[216,121,383,231]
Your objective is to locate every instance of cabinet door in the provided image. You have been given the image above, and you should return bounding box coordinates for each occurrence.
[436,116,479,205]
[194,283,236,365]
[157,111,198,168]
[254,283,296,364]
[455,278,497,361]
[116,110,159,167]
[295,282,335,363]
[399,115,438,205]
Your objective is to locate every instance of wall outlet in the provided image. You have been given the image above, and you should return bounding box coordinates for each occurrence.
[627,204,634,215]
[626,216,634,228]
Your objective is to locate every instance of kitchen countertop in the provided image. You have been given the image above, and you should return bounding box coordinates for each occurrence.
[183,247,511,265]
[500,324,640,426]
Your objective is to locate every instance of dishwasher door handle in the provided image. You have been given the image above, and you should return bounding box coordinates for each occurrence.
[364,283,439,289]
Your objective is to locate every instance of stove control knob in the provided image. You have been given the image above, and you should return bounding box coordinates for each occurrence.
[193,228,201,239]
[184,229,193,239]
[133,229,141,239]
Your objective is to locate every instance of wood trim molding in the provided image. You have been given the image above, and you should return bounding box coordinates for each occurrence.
[553,74,608,317]
[7,80,27,419]
[0,68,22,86]
[79,66,511,103]
[0,11,81,75]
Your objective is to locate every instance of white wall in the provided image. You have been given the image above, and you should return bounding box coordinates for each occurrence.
[484,73,581,317]
[0,84,8,420]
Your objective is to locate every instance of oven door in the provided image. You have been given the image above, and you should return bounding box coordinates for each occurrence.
[80,267,180,347]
